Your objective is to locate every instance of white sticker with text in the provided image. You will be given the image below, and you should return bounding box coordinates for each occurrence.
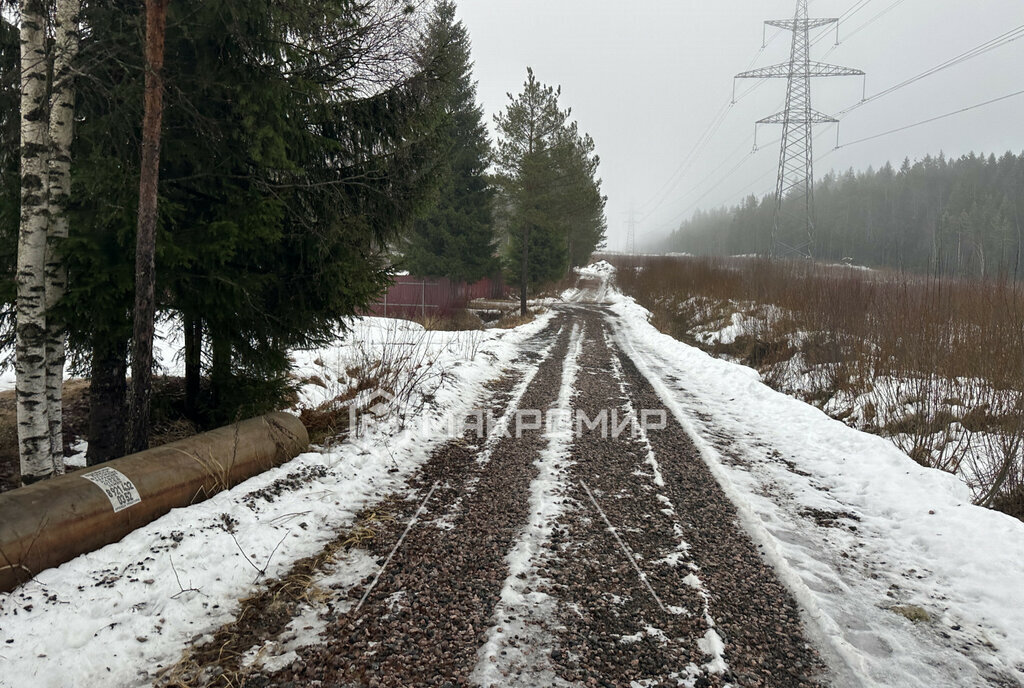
[82,467,142,513]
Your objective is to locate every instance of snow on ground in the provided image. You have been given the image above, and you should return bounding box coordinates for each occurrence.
[576,260,615,280]
[603,271,1024,688]
[558,262,614,306]
[1,317,189,472]
[238,550,379,674]
[0,313,554,688]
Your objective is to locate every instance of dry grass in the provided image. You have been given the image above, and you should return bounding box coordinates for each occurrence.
[536,271,585,299]
[412,308,484,332]
[298,322,455,446]
[494,310,537,329]
[613,255,1024,517]
[156,503,399,687]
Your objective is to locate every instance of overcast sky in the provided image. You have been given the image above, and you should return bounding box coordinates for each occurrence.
[453,0,1024,251]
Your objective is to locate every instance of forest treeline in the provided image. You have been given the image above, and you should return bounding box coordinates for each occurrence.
[0,0,606,483]
[660,151,1024,279]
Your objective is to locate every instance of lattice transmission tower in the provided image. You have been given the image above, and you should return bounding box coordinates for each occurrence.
[627,208,638,255]
[735,0,863,258]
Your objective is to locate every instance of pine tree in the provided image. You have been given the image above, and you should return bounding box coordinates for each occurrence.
[127,0,168,454]
[1,0,454,466]
[494,69,606,312]
[402,1,496,283]
[493,68,570,315]
[552,122,607,268]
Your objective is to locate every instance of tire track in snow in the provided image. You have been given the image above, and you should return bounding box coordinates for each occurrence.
[607,310,830,687]
[473,325,564,469]
[203,319,572,687]
[603,328,730,677]
[544,310,718,688]
[472,321,586,688]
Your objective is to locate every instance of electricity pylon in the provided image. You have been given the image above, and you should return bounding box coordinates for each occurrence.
[627,208,638,255]
[735,0,863,258]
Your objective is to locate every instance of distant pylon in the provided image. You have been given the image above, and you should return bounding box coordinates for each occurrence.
[735,0,863,258]
[627,208,638,255]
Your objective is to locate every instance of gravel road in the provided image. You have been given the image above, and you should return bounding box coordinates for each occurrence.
[166,306,830,688]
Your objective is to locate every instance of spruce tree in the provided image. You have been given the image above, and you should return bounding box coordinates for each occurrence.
[402,1,496,283]
[662,149,1024,279]
[2,0,451,462]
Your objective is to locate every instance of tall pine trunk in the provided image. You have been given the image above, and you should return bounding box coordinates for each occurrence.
[43,0,82,475]
[86,334,128,466]
[16,0,52,484]
[210,334,231,418]
[184,316,202,421]
[519,224,529,316]
[127,0,169,454]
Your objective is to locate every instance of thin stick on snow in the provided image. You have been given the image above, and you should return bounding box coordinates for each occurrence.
[353,480,439,617]
[580,479,669,614]
[169,555,205,599]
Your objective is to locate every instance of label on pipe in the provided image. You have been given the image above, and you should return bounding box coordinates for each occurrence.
[82,467,142,513]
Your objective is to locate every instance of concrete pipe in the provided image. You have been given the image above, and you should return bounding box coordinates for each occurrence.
[0,412,309,593]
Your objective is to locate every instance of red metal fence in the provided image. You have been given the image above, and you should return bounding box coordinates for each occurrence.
[365,275,511,319]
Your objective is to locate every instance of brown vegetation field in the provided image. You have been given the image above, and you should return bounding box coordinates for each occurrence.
[611,254,1024,518]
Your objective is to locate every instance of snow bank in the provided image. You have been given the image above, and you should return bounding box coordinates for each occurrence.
[576,260,615,279]
[0,313,554,688]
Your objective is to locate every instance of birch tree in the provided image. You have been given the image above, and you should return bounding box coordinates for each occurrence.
[16,0,52,484]
[15,0,80,484]
[44,0,82,473]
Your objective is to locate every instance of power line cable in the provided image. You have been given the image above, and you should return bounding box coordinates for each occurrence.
[810,0,873,49]
[637,98,733,215]
[643,0,872,222]
[682,83,1023,224]
[675,26,1024,223]
[841,0,908,43]
[837,24,1024,117]
[663,1,1024,232]
[657,0,870,231]
[650,143,753,233]
[835,88,1024,149]
[658,143,773,232]
[636,23,792,216]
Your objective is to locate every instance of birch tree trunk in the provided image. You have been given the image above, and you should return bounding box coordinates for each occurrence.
[16,0,52,485]
[127,0,169,454]
[44,0,82,475]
